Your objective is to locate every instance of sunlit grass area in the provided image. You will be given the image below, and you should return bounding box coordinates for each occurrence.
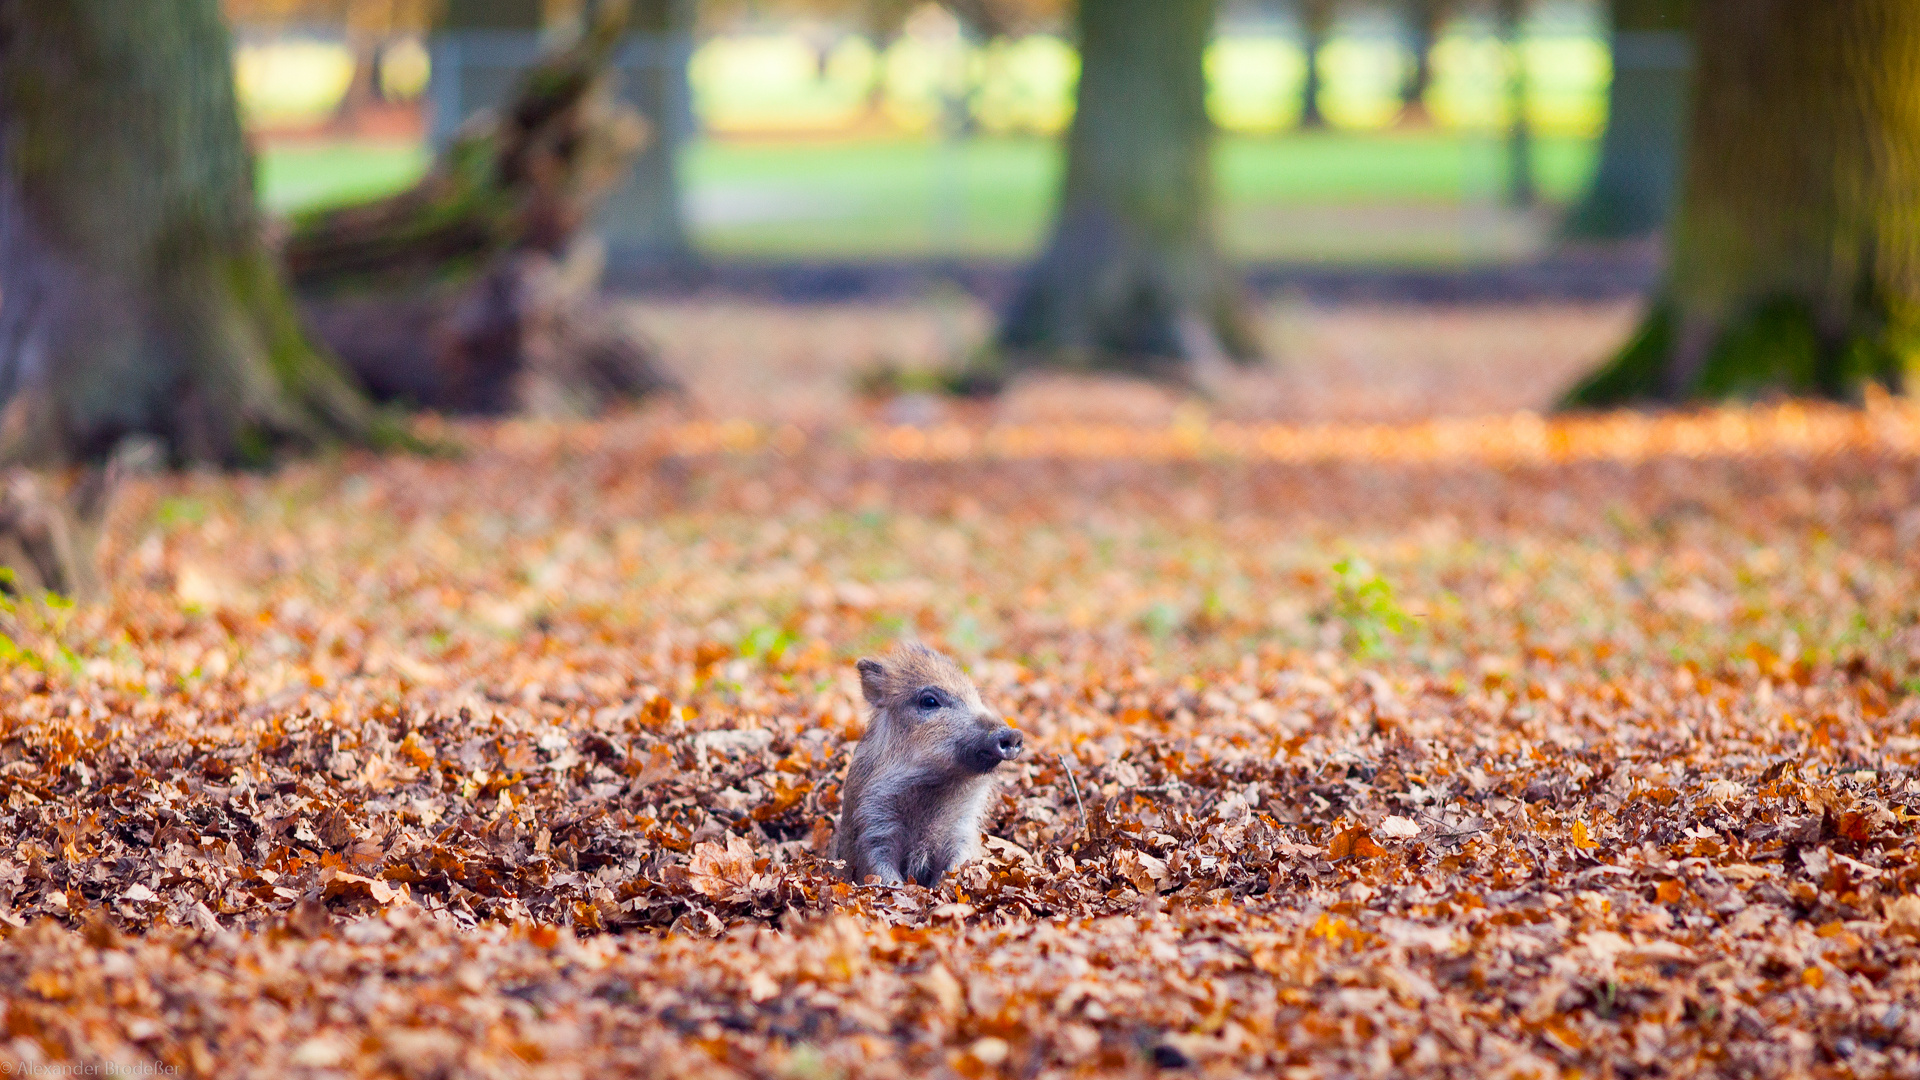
[259,132,1598,263]
[255,140,433,214]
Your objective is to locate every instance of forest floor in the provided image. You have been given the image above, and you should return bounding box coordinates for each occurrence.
[2,302,1920,1078]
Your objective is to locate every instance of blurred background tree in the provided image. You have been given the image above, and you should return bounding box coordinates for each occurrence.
[20,0,1920,592]
[1567,0,1917,404]
[287,0,673,413]
[603,0,698,262]
[1495,0,1535,207]
[425,0,695,263]
[996,0,1259,379]
[1398,0,1449,127]
[1561,0,1690,238]
[30,0,1914,450]
[1297,0,1335,131]
[0,0,668,592]
[0,0,371,470]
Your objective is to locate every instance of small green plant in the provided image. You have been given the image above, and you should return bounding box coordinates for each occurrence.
[0,631,75,676]
[0,631,36,669]
[1330,557,1415,659]
[739,624,797,664]
[1139,600,1184,641]
[156,496,207,529]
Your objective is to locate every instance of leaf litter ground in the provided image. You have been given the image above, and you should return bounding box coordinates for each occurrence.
[2,333,1920,1076]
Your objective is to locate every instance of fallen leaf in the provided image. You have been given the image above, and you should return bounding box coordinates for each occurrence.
[1380,816,1421,839]
[1328,826,1385,861]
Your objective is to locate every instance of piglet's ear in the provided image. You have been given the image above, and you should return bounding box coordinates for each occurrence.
[856,658,887,706]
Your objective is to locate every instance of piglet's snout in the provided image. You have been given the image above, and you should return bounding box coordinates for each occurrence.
[994,726,1024,761]
[964,714,1023,772]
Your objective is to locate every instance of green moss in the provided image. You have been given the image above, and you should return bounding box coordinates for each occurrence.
[232,423,277,470]
[1561,302,1673,407]
[221,246,373,459]
[1691,299,1822,399]
[1563,296,1908,409]
[285,132,520,294]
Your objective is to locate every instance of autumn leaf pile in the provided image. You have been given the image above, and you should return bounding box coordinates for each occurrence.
[1,396,1919,1078]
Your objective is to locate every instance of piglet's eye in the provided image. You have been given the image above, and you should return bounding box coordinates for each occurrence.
[917,692,941,711]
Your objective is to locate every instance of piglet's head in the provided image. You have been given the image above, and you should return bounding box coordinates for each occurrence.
[857,644,1022,775]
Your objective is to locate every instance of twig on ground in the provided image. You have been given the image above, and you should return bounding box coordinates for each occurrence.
[1059,753,1088,840]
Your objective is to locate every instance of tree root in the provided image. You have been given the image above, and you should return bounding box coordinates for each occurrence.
[0,472,86,598]
[1563,298,1909,409]
[0,439,155,600]
[302,238,677,417]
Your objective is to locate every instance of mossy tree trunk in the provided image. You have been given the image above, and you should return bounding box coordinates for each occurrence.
[1566,0,1918,405]
[290,0,672,416]
[0,0,370,468]
[1562,0,1692,239]
[995,0,1258,379]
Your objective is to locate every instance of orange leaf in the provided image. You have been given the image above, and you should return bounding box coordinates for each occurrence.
[26,970,71,1000]
[1327,827,1384,861]
[1542,1019,1584,1053]
[320,867,407,905]
[1571,821,1600,850]
[1836,811,1873,843]
[686,834,758,899]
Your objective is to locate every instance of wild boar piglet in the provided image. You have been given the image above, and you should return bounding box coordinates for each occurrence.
[831,644,1023,886]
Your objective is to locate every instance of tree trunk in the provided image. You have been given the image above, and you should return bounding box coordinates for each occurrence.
[0,0,370,468]
[1298,0,1335,131]
[289,0,674,416]
[1497,0,1536,208]
[995,0,1258,379]
[1561,0,1692,239]
[445,0,541,28]
[1565,0,1917,406]
[596,0,694,263]
[946,0,1010,39]
[429,0,542,152]
[1399,0,1446,127]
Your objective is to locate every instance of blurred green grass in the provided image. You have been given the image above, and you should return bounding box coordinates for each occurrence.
[256,141,432,215]
[259,132,1597,263]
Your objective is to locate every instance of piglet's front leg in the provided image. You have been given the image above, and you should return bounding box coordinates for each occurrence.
[858,828,907,886]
